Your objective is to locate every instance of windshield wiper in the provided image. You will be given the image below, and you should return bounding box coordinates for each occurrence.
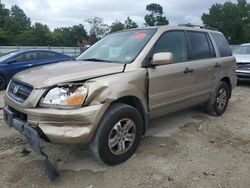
[80,58,114,63]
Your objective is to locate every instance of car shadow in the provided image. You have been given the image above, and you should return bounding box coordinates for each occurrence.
[237,80,250,87]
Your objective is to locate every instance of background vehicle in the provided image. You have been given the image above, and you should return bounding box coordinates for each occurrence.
[3,26,237,179]
[0,49,72,90]
[233,43,250,81]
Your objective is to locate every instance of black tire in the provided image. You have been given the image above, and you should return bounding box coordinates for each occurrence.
[0,75,7,91]
[90,103,143,165]
[205,81,230,116]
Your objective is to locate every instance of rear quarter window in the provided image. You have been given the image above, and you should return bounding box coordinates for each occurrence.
[211,33,232,57]
[37,52,59,60]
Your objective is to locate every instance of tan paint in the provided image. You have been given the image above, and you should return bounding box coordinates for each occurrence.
[4,25,237,144]
[152,52,173,66]
[14,61,124,89]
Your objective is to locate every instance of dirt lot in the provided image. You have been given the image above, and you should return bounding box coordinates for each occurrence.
[0,83,249,188]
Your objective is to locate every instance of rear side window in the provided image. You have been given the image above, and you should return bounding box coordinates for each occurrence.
[153,31,187,63]
[187,31,214,60]
[211,33,232,57]
[37,52,58,60]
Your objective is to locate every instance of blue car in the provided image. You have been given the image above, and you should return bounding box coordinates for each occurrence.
[0,49,72,90]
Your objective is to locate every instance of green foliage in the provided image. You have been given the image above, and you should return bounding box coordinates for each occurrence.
[110,17,138,33]
[32,23,52,46]
[52,25,88,47]
[202,0,250,44]
[124,17,138,29]
[0,2,11,45]
[0,2,88,46]
[144,3,169,26]
[86,17,110,43]
[110,17,138,34]
[71,24,88,45]
[10,5,31,30]
[110,21,125,33]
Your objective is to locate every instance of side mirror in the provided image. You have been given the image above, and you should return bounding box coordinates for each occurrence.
[5,58,17,64]
[151,52,173,66]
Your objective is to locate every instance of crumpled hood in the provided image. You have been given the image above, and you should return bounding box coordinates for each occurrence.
[14,61,124,88]
[233,54,250,63]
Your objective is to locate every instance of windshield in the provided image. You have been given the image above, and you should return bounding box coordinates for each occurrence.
[233,45,250,55]
[77,29,156,64]
[0,51,18,62]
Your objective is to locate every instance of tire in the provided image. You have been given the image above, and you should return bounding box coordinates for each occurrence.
[205,81,230,116]
[90,103,143,165]
[0,75,7,91]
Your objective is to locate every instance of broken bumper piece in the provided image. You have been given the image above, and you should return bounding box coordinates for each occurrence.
[3,107,59,180]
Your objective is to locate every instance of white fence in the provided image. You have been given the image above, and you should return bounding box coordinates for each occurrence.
[0,46,83,57]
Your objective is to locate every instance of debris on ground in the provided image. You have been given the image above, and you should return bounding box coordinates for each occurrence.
[203,171,216,176]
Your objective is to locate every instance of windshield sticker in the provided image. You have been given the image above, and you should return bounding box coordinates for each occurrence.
[134,33,147,40]
[109,47,122,58]
[125,56,133,61]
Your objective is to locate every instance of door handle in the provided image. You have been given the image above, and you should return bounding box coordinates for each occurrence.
[184,68,194,74]
[215,63,221,68]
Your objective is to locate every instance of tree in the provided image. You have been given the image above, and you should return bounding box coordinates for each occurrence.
[110,17,138,33]
[52,24,88,46]
[71,24,88,45]
[9,5,31,31]
[0,1,10,45]
[124,17,138,29]
[86,17,110,43]
[6,5,32,45]
[202,0,250,44]
[31,23,52,45]
[53,27,73,46]
[0,1,10,26]
[144,3,169,26]
[110,21,125,33]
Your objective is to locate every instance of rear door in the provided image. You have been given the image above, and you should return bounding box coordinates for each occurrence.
[185,31,218,102]
[210,33,235,85]
[147,30,196,118]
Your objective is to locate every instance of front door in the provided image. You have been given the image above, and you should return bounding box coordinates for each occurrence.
[147,31,196,118]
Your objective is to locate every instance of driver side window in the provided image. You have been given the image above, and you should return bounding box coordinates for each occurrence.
[153,31,187,63]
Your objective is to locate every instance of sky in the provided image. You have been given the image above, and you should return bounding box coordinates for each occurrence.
[1,0,239,31]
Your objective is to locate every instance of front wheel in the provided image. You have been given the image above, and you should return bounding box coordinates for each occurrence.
[205,81,230,116]
[90,103,143,165]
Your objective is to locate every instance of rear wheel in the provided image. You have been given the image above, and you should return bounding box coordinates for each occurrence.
[90,103,143,165]
[205,81,230,116]
[0,75,7,91]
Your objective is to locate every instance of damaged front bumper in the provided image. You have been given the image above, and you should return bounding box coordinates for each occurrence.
[3,106,59,180]
[3,93,109,179]
[4,94,108,144]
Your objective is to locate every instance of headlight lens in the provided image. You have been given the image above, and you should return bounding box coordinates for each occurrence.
[40,84,88,109]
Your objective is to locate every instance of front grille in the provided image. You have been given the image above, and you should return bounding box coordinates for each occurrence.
[8,80,33,103]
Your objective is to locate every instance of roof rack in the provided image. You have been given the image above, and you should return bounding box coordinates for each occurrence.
[178,23,217,31]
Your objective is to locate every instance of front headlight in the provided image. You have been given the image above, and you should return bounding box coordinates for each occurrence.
[40,84,88,109]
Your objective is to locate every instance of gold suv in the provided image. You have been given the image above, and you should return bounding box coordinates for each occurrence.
[3,25,237,179]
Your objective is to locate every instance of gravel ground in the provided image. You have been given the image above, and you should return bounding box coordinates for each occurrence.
[0,83,249,188]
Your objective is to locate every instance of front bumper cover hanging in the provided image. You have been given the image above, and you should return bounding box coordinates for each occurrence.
[3,107,59,180]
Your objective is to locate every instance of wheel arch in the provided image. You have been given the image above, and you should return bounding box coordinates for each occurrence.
[111,96,149,135]
[220,77,232,98]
